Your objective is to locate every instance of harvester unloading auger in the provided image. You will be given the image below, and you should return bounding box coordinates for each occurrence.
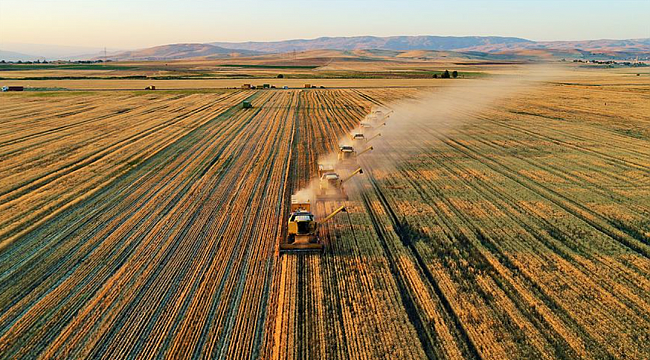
[316,167,363,201]
[366,133,381,143]
[280,196,347,253]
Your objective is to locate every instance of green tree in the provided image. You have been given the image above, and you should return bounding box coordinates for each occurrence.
[442,70,450,78]
[452,70,458,78]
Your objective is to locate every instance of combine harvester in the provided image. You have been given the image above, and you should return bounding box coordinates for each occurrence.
[279,107,393,255]
[350,131,382,146]
[350,132,366,142]
[280,196,347,253]
[316,167,363,201]
[359,110,388,141]
[367,108,392,122]
[337,145,373,169]
[280,108,390,255]
[361,108,390,130]
[360,121,386,131]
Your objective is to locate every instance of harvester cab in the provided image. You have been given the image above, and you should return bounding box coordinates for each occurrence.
[337,145,355,162]
[281,196,347,254]
[351,133,366,141]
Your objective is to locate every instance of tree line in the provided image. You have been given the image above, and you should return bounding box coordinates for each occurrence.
[433,70,459,79]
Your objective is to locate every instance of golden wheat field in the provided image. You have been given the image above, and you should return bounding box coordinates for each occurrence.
[1,68,649,359]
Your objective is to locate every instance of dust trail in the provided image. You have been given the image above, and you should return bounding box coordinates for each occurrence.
[292,184,316,205]
[292,65,565,206]
[360,65,566,177]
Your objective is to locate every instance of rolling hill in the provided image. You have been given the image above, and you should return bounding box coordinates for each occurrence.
[0,49,43,62]
[105,37,650,62]
[105,43,263,61]
[211,35,534,53]
[211,36,650,54]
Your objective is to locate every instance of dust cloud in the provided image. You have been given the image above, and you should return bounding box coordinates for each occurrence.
[292,185,316,205]
[360,65,565,174]
[292,65,566,208]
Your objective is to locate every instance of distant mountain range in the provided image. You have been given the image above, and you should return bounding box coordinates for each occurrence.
[211,36,535,53]
[114,36,650,61]
[0,43,123,61]
[210,36,650,54]
[0,49,42,62]
[3,36,649,62]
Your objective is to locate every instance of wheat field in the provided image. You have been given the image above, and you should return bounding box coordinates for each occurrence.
[1,71,649,358]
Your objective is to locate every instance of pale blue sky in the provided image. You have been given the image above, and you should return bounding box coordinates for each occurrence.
[0,0,648,49]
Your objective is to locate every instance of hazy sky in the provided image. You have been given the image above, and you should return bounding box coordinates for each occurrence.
[1,0,649,49]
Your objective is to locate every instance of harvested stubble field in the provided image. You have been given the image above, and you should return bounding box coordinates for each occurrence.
[0,75,649,359]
